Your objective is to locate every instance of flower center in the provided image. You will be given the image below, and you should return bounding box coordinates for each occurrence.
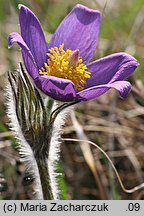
[39,44,91,91]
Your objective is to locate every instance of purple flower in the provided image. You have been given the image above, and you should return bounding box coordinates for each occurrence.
[8,4,138,102]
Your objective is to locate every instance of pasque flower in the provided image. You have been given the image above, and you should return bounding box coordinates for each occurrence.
[8,4,138,102]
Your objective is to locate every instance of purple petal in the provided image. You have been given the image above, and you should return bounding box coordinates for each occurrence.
[48,4,100,63]
[19,4,47,69]
[86,53,139,88]
[76,81,131,101]
[34,76,76,101]
[8,32,38,79]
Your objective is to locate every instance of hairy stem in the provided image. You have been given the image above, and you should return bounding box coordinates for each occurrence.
[34,102,78,199]
[36,157,54,200]
[34,124,54,199]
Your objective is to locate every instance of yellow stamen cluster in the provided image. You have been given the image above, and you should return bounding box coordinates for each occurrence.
[39,44,91,91]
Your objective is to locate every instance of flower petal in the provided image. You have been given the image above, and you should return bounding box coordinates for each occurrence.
[86,53,139,88]
[76,81,131,101]
[48,4,100,63]
[34,76,76,101]
[19,4,47,69]
[8,32,38,79]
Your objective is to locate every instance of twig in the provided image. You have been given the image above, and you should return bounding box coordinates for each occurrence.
[62,138,144,194]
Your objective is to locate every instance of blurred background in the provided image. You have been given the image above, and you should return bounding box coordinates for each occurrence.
[0,0,144,200]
